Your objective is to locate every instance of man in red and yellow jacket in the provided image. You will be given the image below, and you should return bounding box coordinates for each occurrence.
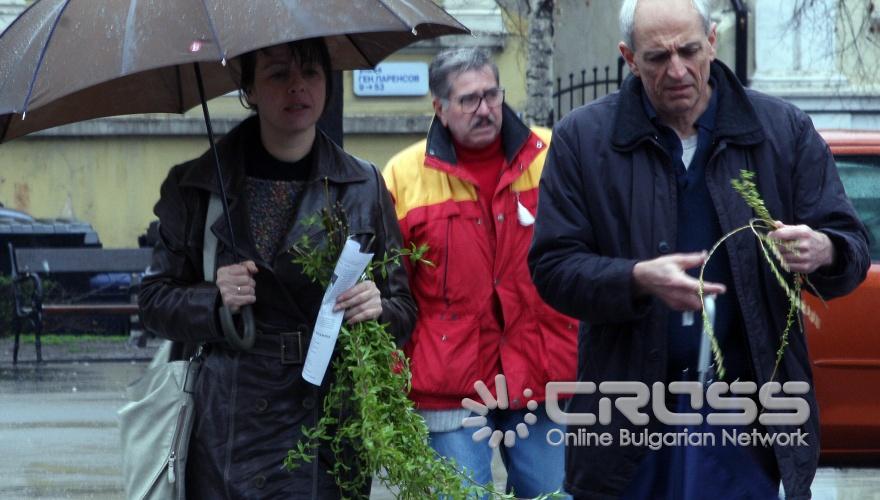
[383,48,577,498]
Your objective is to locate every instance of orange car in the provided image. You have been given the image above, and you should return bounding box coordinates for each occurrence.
[806,130,880,463]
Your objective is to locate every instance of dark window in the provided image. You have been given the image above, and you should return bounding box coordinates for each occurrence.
[836,155,880,261]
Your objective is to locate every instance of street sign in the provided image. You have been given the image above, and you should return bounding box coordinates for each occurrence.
[353,62,429,97]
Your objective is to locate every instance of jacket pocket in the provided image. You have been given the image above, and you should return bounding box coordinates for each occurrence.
[538,310,579,383]
[444,206,488,303]
[408,316,480,396]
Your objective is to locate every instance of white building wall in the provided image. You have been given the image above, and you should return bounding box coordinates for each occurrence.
[751,0,880,130]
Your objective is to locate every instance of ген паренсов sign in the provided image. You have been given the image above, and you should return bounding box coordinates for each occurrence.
[353,62,429,97]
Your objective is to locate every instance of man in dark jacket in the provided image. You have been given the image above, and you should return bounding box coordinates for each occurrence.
[528,0,870,499]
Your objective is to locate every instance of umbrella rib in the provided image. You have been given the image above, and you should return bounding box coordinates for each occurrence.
[121,0,142,75]
[196,0,226,62]
[374,0,418,34]
[344,34,376,68]
[0,0,42,40]
[0,0,60,109]
[21,0,74,117]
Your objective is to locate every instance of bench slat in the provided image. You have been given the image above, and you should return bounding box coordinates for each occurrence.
[14,247,152,274]
[42,304,140,315]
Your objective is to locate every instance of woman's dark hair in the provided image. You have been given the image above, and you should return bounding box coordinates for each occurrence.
[237,37,333,111]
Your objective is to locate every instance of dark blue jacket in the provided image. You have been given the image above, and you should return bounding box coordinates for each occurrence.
[528,61,870,500]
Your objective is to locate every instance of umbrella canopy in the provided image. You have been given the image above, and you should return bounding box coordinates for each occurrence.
[0,0,467,348]
[0,0,468,142]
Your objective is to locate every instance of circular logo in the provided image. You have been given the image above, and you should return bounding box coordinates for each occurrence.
[461,374,539,448]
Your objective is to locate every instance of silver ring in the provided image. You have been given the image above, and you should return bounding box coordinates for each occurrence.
[236,286,242,293]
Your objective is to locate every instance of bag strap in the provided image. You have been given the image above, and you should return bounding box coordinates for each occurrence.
[181,193,222,367]
[157,193,222,364]
[203,193,222,282]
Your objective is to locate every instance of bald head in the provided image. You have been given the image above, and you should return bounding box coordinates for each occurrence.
[620,0,711,50]
[617,0,717,134]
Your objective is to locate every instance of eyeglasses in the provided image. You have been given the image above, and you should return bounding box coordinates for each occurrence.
[453,87,505,113]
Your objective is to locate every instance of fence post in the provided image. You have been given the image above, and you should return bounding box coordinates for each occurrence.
[555,76,562,125]
[552,57,627,125]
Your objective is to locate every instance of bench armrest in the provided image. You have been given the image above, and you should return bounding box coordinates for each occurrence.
[11,271,43,318]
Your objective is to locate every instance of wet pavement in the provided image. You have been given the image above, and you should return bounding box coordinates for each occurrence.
[0,359,877,499]
[0,361,142,499]
[0,359,397,499]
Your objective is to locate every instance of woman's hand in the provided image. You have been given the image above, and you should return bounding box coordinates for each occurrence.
[334,281,382,324]
[216,261,258,312]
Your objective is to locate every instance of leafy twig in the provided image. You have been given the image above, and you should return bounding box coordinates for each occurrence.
[284,198,559,499]
[698,170,822,383]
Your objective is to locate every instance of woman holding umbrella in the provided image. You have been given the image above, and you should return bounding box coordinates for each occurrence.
[139,38,416,498]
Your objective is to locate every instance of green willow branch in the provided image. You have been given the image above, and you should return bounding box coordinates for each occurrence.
[698,170,822,383]
[698,224,751,380]
[284,198,560,499]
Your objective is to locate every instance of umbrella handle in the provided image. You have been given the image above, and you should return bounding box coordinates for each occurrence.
[195,62,255,351]
[219,304,256,350]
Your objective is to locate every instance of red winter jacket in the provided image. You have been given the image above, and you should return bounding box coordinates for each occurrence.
[383,105,578,410]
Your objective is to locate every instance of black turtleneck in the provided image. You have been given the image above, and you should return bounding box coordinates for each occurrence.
[245,126,314,181]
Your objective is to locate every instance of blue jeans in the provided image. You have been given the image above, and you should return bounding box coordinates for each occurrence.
[428,403,570,498]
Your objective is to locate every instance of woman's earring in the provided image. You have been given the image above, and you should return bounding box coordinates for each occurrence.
[238,89,252,110]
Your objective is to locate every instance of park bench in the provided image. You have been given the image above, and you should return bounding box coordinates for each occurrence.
[7,243,153,363]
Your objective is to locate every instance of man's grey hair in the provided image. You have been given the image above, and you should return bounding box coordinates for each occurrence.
[428,48,500,102]
[619,0,712,49]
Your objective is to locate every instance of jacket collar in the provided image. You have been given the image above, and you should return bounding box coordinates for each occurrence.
[179,115,368,196]
[424,103,532,166]
[177,115,369,268]
[611,60,764,151]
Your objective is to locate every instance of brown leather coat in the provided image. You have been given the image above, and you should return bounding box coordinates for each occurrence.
[139,116,416,499]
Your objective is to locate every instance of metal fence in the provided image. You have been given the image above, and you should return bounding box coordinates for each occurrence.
[551,57,626,124]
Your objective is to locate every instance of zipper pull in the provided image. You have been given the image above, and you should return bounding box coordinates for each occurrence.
[167,451,176,484]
